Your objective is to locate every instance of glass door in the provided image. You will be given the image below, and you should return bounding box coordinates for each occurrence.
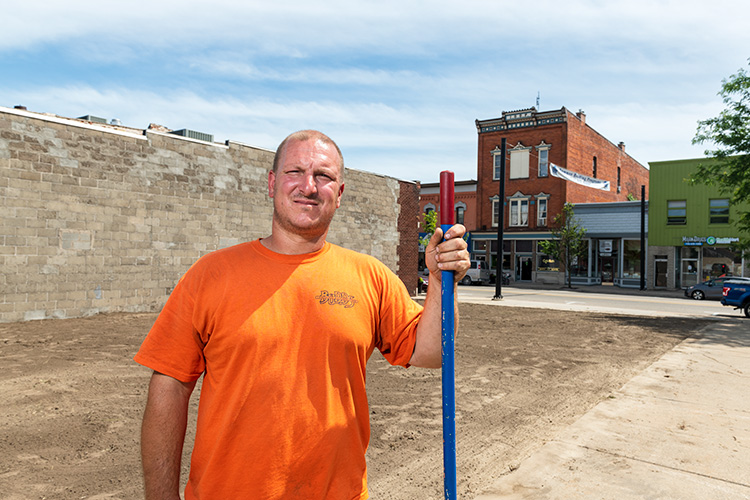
[600,257,615,283]
[681,259,699,288]
[654,258,668,288]
[516,256,532,281]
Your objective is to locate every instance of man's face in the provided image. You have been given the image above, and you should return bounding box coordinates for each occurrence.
[268,137,345,239]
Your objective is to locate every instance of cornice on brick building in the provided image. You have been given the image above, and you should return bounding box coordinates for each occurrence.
[475,107,568,134]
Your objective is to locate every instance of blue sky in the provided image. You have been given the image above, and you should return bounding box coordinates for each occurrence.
[2,0,748,184]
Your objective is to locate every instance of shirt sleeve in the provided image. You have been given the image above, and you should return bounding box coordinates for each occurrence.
[374,264,423,367]
[133,264,208,383]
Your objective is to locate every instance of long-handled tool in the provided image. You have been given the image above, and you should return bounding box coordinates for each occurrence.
[439,170,457,499]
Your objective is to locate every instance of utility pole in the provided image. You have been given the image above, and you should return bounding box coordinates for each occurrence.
[493,138,507,300]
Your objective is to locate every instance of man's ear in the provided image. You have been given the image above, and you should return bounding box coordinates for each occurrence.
[336,183,345,208]
[268,170,276,198]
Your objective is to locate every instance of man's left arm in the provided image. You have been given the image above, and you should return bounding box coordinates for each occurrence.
[409,224,470,368]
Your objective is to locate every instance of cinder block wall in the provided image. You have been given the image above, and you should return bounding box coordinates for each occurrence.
[0,107,417,322]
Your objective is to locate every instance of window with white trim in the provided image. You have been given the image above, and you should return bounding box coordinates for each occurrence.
[491,197,501,227]
[537,197,548,227]
[492,147,503,180]
[536,142,550,177]
[509,198,529,227]
[509,143,531,179]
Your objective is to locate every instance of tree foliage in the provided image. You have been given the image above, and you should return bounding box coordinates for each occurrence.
[538,203,587,288]
[419,209,437,248]
[692,59,750,255]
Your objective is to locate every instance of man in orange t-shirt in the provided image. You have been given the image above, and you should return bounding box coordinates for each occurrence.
[136,129,470,500]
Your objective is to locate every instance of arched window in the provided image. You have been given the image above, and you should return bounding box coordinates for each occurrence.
[454,202,467,225]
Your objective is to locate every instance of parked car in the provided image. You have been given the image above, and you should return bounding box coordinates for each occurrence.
[418,273,429,293]
[721,279,750,317]
[460,260,491,285]
[685,276,750,300]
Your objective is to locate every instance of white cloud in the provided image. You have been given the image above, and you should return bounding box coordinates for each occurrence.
[4,0,748,57]
[2,0,748,184]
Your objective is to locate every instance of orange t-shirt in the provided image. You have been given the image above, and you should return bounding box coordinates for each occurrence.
[134,240,423,500]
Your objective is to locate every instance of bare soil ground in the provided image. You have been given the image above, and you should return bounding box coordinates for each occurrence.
[0,304,704,499]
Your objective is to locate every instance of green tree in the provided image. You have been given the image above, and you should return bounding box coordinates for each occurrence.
[692,59,750,256]
[538,203,587,288]
[419,210,437,248]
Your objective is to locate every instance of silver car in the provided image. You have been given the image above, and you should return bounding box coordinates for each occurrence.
[685,276,750,300]
[460,260,491,285]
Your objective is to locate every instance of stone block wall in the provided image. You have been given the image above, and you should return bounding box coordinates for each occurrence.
[0,107,418,322]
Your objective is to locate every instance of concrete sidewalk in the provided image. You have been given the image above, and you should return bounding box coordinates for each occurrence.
[475,320,750,500]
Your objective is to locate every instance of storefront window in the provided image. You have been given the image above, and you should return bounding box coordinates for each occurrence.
[536,241,559,272]
[570,240,590,277]
[570,255,589,277]
[622,240,642,279]
[516,240,533,253]
[489,253,513,274]
[487,240,513,275]
[537,255,559,272]
[702,247,742,279]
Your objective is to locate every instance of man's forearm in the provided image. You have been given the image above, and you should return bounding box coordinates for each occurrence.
[412,223,468,368]
[409,274,459,368]
[141,372,195,500]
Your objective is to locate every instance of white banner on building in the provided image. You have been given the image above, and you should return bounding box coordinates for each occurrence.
[550,163,610,191]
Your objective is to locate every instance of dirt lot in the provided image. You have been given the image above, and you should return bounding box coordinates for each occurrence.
[0,304,705,499]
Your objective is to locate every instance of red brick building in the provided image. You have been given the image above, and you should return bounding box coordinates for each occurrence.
[473,107,649,284]
[418,179,478,232]
[417,179,477,272]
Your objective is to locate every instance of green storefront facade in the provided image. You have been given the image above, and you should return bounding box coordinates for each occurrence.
[648,157,749,289]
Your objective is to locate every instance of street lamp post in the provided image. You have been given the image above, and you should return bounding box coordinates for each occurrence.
[493,138,507,300]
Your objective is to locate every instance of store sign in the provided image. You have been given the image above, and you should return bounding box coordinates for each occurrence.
[682,236,740,247]
[599,239,613,257]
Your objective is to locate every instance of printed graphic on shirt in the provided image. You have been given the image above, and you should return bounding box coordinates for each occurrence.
[315,290,358,308]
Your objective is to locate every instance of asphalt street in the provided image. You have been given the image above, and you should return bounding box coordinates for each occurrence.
[454,284,747,320]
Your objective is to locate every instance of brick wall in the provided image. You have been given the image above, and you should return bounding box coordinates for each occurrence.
[419,183,478,232]
[0,107,418,322]
[476,122,567,231]
[397,180,420,294]
[564,110,649,203]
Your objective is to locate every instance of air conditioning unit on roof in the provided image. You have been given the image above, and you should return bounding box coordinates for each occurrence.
[77,115,107,124]
[169,129,214,143]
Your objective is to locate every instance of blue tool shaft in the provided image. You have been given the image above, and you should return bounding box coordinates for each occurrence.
[441,223,457,499]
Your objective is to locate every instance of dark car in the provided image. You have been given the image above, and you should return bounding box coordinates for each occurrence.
[685,276,750,300]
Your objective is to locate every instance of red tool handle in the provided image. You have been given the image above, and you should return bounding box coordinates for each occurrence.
[440,171,454,226]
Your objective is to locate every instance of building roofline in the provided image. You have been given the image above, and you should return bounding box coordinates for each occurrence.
[420,179,477,188]
[572,200,649,209]
[2,105,422,184]
[475,106,568,130]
